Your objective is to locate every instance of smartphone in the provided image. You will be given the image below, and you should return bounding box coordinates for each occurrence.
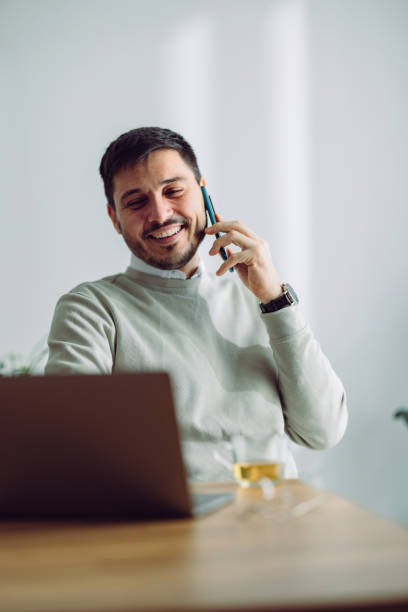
[200,181,233,272]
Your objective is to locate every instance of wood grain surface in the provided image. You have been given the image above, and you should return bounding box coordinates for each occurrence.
[0,480,407,612]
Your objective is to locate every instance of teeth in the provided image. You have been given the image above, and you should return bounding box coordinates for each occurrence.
[152,226,182,239]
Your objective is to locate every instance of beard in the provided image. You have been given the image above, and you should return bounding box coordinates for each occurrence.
[121,215,207,271]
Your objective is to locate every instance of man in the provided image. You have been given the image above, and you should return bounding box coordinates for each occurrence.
[46,127,347,481]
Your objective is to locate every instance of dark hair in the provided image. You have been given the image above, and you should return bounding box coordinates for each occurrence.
[99,127,201,207]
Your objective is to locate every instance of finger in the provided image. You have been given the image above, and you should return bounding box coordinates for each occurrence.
[216,250,246,276]
[205,219,257,239]
[209,230,254,255]
[206,219,254,235]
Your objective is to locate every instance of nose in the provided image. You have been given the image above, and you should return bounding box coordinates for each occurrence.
[146,194,173,224]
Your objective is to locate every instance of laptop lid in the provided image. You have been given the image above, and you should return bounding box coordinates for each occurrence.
[0,372,196,519]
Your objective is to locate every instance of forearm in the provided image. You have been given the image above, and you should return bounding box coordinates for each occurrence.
[263,306,348,450]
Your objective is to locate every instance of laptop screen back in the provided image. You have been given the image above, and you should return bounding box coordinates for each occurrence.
[0,373,193,519]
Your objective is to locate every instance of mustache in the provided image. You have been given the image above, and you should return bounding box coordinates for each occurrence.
[143,216,189,238]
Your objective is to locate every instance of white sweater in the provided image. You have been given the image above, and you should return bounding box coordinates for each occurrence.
[45,266,348,480]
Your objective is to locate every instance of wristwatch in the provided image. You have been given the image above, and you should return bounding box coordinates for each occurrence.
[259,283,299,313]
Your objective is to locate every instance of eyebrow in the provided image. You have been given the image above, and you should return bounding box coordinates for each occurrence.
[120,176,186,204]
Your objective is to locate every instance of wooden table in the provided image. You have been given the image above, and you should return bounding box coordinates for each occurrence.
[0,480,407,612]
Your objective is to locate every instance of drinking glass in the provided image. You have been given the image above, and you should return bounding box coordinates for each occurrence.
[229,433,287,488]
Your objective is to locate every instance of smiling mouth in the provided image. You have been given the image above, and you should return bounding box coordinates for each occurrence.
[148,225,184,241]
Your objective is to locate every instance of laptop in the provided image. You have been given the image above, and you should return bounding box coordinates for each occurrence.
[0,372,233,519]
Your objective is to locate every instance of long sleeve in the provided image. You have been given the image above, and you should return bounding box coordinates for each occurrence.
[45,289,115,375]
[262,305,348,450]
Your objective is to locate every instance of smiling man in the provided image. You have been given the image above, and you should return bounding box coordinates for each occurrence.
[45,127,348,481]
[107,148,206,276]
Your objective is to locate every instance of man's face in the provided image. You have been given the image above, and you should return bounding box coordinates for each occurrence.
[108,149,207,278]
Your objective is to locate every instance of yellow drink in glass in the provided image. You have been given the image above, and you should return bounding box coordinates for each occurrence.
[233,461,283,486]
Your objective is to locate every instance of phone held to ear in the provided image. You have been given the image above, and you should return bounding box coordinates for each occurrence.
[200,178,233,273]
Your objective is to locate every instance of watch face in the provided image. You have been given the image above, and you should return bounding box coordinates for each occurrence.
[284,283,299,304]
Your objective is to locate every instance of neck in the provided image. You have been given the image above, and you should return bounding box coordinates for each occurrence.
[178,253,201,279]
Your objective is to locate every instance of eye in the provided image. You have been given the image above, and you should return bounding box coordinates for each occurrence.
[165,188,183,197]
[125,198,147,209]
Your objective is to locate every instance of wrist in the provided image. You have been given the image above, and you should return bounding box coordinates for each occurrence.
[258,284,284,304]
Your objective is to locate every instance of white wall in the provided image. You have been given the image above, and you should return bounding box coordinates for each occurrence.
[307,0,408,527]
[1,0,407,525]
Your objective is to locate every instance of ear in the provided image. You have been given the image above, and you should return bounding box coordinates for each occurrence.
[107,203,122,234]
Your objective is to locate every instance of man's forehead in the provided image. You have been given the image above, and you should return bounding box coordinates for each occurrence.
[113,149,192,194]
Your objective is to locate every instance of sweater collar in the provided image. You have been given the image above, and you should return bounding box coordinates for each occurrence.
[129,253,205,280]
